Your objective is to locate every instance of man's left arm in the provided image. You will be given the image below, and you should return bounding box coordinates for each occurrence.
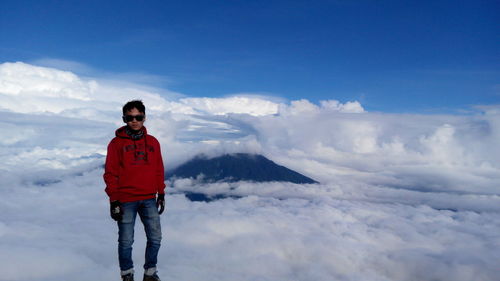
[156,140,166,214]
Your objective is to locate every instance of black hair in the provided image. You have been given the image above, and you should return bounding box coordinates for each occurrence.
[122,100,146,115]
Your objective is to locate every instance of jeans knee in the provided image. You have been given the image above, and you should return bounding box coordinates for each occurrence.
[144,220,162,241]
[119,237,134,248]
[147,231,161,244]
[147,238,161,248]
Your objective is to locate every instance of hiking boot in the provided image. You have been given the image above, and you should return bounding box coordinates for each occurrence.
[143,273,161,281]
[122,273,134,281]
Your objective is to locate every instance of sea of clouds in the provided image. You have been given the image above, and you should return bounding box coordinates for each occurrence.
[0,62,499,281]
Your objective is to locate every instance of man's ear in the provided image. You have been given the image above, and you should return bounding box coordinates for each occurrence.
[122,116,127,123]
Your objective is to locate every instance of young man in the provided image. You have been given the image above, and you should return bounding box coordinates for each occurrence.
[104,100,166,281]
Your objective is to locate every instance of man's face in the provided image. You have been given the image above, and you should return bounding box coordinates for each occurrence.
[124,108,145,131]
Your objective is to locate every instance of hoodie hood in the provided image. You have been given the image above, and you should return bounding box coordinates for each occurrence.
[115,126,148,139]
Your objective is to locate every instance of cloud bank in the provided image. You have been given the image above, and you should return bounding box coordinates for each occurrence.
[1,62,499,281]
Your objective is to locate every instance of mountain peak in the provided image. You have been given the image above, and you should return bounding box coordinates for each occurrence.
[168,153,318,184]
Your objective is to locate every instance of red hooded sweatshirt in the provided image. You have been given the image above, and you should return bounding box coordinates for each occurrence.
[104,126,166,203]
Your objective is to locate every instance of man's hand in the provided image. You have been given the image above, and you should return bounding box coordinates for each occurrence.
[156,194,165,215]
[110,200,123,221]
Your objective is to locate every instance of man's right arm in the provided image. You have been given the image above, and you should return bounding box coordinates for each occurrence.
[103,139,121,202]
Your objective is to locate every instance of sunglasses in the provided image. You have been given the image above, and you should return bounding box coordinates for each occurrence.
[123,115,145,122]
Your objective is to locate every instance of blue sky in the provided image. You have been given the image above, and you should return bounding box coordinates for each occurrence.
[1,0,498,112]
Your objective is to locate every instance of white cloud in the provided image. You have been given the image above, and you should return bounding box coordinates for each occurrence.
[320,99,365,113]
[0,61,499,280]
[180,96,280,116]
[30,58,96,75]
[0,62,182,117]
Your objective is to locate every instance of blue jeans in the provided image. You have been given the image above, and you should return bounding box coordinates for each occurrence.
[118,198,162,272]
